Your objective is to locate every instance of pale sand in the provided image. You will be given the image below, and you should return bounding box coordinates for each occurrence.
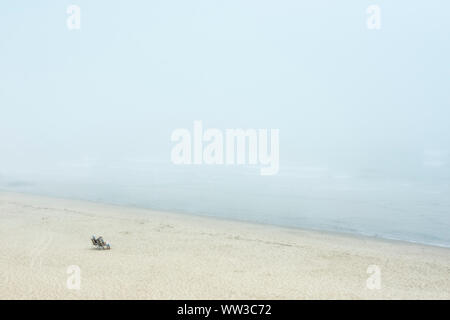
[0,191,449,300]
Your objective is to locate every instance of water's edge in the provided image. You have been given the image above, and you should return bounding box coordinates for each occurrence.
[2,188,449,250]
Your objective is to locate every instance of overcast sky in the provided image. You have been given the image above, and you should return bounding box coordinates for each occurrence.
[0,1,449,178]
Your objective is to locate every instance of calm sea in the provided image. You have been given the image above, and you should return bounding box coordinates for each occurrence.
[2,160,449,248]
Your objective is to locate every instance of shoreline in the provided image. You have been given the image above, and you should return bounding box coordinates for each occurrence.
[1,189,448,250]
[0,191,449,299]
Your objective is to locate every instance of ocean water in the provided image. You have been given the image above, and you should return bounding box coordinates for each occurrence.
[1,160,450,248]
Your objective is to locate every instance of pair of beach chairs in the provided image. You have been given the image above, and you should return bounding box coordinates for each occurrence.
[91,235,111,250]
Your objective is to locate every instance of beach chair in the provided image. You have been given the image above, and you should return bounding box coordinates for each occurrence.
[91,235,111,250]
[91,235,98,246]
[97,236,111,250]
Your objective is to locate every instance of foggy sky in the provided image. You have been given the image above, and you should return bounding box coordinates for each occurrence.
[1,0,449,179]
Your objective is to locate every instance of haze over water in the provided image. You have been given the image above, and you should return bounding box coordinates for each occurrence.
[1,2,449,247]
[2,153,450,247]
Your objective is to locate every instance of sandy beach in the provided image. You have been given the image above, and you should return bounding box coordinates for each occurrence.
[0,191,449,299]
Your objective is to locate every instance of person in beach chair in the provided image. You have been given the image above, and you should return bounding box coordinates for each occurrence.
[91,235,98,246]
[91,235,111,250]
